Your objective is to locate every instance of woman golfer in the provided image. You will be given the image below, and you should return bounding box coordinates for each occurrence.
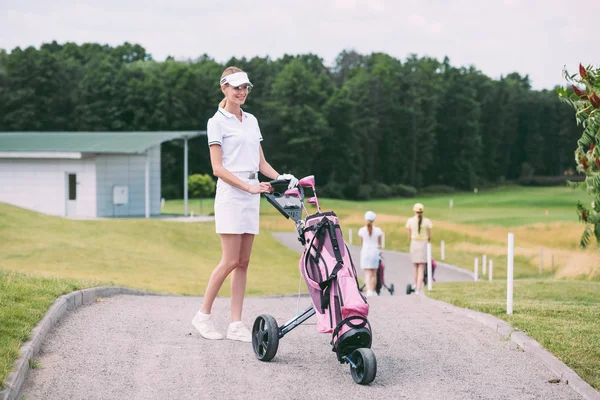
[358,211,383,297]
[406,203,432,295]
[192,66,298,342]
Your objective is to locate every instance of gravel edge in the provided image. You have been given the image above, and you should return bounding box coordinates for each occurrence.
[424,294,600,400]
[0,287,161,400]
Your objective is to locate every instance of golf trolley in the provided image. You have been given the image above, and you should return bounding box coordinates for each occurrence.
[252,175,377,385]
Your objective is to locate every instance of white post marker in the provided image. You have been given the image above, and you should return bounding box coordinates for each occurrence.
[427,242,433,291]
[489,259,493,282]
[382,232,385,249]
[474,257,479,281]
[507,232,515,315]
[441,240,445,260]
[349,228,352,245]
[145,151,150,219]
[184,137,189,217]
[483,254,487,275]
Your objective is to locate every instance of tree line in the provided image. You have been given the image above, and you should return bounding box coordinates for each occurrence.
[0,41,582,199]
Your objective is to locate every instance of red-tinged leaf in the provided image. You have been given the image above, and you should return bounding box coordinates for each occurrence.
[591,93,600,109]
[595,158,600,169]
[582,156,589,170]
[579,63,587,79]
[572,84,585,97]
[582,210,588,222]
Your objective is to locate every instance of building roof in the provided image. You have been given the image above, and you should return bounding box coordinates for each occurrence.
[0,131,206,155]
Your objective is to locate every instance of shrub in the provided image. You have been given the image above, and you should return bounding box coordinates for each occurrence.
[188,174,216,198]
[390,184,417,198]
[372,182,393,199]
[419,184,457,194]
[519,175,585,187]
[356,184,372,201]
[321,182,346,199]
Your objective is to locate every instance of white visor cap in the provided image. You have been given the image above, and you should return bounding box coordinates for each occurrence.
[364,211,376,222]
[220,72,253,88]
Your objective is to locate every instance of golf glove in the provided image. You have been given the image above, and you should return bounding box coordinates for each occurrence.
[277,173,298,189]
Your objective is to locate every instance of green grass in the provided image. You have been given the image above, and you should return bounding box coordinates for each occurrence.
[161,198,214,216]
[0,201,303,387]
[0,271,101,389]
[354,185,592,226]
[428,280,600,390]
[163,186,598,280]
[1,185,598,389]
[0,202,301,296]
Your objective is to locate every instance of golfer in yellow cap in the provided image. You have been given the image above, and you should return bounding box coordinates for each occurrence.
[405,203,432,295]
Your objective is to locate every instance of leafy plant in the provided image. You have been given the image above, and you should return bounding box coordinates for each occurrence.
[558,63,600,247]
[187,174,216,215]
[187,174,215,198]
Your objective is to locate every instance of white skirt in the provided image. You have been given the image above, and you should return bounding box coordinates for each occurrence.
[214,177,260,234]
[360,247,380,270]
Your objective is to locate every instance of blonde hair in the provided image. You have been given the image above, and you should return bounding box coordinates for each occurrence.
[219,66,244,109]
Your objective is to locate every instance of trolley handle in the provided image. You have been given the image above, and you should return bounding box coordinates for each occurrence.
[268,178,290,186]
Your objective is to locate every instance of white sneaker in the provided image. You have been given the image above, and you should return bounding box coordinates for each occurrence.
[365,290,376,298]
[227,322,252,343]
[192,312,224,340]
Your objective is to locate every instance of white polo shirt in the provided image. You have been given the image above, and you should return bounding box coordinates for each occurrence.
[207,108,263,172]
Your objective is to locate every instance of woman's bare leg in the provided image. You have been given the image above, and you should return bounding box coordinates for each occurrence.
[417,263,425,291]
[199,234,242,315]
[365,270,372,292]
[369,269,377,292]
[413,264,419,289]
[230,233,254,322]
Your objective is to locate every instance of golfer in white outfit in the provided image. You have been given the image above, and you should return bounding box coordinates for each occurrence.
[358,211,383,297]
[192,66,298,342]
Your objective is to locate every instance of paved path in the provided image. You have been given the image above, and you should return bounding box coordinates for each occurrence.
[272,232,474,291]
[20,233,582,400]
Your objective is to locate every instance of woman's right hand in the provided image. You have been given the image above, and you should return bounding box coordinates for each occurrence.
[247,182,273,194]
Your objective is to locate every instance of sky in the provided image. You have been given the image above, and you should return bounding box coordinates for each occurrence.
[0,0,598,90]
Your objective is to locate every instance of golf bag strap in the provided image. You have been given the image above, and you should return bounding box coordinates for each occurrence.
[313,216,346,312]
[319,262,343,311]
[325,219,344,266]
[304,222,341,233]
[303,217,333,297]
[331,316,369,342]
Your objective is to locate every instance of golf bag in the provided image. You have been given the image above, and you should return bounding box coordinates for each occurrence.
[424,257,437,282]
[300,212,372,360]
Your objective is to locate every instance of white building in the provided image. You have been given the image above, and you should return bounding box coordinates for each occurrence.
[0,131,204,218]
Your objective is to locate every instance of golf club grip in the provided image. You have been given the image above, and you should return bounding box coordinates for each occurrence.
[268,179,290,185]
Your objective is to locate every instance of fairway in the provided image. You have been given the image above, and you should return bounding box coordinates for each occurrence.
[0,202,302,296]
[1,185,600,391]
[167,186,600,280]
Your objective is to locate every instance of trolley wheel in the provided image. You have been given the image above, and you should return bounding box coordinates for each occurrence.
[252,314,280,362]
[406,283,413,295]
[349,348,377,385]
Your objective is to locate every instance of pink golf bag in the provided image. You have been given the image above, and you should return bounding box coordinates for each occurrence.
[300,211,372,360]
[253,176,377,385]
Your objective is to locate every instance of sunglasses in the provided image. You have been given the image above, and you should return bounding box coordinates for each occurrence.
[228,84,252,93]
